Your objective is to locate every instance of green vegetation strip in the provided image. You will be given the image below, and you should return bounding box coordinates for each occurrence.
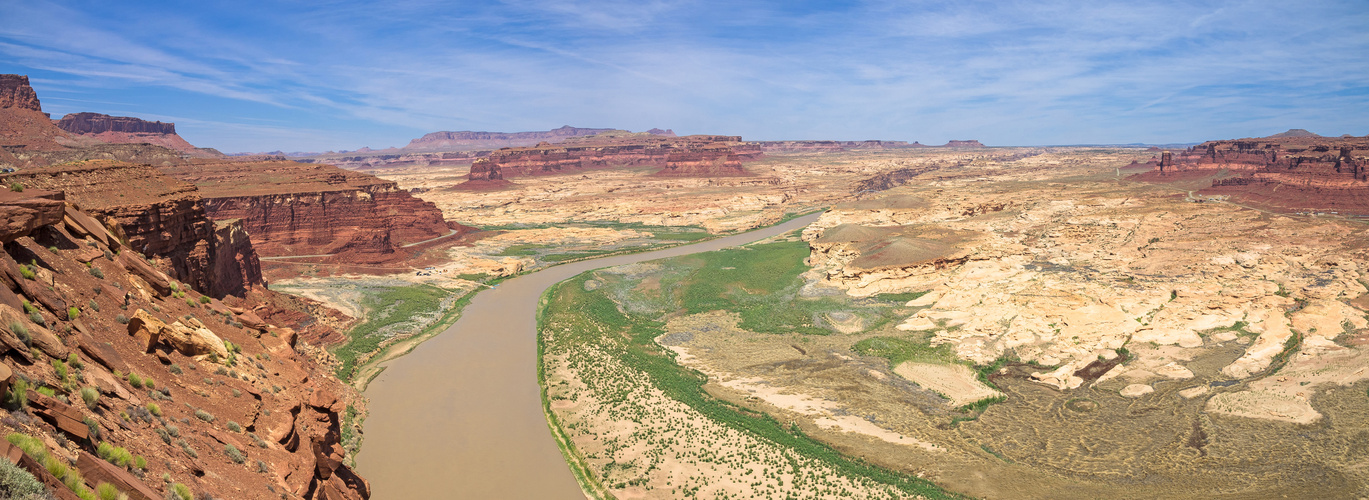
[331,284,469,382]
[539,272,963,499]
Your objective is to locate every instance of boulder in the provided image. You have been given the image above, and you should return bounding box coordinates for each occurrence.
[75,451,160,500]
[116,252,172,295]
[162,320,229,360]
[0,305,65,359]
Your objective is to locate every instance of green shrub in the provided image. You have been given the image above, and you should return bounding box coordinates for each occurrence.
[66,352,81,369]
[35,386,54,397]
[52,360,67,382]
[77,386,98,410]
[17,265,33,281]
[88,266,104,279]
[146,402,161,417]
[194,409,214,423]
[0,458,46,497]
[165,425,178,438]
[169,363,182,375]
[134,455,146,470]
[8,183,22,193]
[9,321,28,347]
[169,283,178,292]
[198,296,210,304]
[5,379,27,409]
[27,310,43,326]
[170,483,193,500]
[185,298,195,308]
[95,482,119,500]
[43,453,67,481]
[142,377,154,390]
[224,444,244,464]
[154,428,170,445]
[96,441,115,461]
[46,246,58,254]
[114,314,128,324]
[67,307,79,321]
[226,421,241,433]
[127,373,142,389]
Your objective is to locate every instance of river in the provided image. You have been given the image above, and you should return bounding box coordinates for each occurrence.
[358,212,823,499]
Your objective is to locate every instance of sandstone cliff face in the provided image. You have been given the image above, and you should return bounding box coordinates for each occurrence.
[460,134,762,186]
[55,112,176,135]
[0,160,263,297]
[1140,136,1369,213]
[161,161,462,262]
[212,218,264,298]
[0,74,42,112]
[0,200,370,500]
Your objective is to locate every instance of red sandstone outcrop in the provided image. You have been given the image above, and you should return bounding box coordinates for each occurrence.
[0,75,43,113]
[458,133,761,187]
[1136,135,1369,213]
[403,125,616,151]
[0,199,369,499]
[160,160,469,262]
[0,160,262,297]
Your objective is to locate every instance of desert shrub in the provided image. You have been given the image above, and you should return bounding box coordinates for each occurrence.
[170,483,193,500]
[87,299,100,312]
[51,360,67,381]
[177,440,197,459]
[66,307,79,321]
[89,267,104,279]
[223,444,244,464]
[66,353,81,370]
[8,183,22,193]
[10,322,29,347]
[114,314,128,324]
[147,402,161,417]
[255,460,268,473]
[143,377,154,389]
[198,296,210,304]
[6,379,28,409]
[165,425,179,437]
[35,386,54,397]
[231,389,240,398]
[43,454,67,482]
[168,364,182,375]
[96,482,120,500]
[226,421,241,432]
[194,409,213,423]
[127,373,142,389]
[17,265,33,281]
[0,457,46,497]
[46,246,58,254]
[134,455,146,470]
[248,433,266,449]
[184,299,195,308]
[27,311,43,326]
[85,417,100,440]
[96,442,115,461]
[154,428,170,444]
[213,367,227,376]
[169,283,178,292]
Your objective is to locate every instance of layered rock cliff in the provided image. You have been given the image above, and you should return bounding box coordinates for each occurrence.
[0,160,262,297]
[160,161,465,262]
[0,74,71,153]
[459,133,762,187]
[0,74,42,112]
[1137,135,1369,213]
[0,195,369,499]
[757,140,923,152]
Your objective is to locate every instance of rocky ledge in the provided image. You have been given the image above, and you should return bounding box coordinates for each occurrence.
[160,160,468,263]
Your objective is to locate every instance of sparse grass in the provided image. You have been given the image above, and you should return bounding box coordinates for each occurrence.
[853,334,958,366]
[227,421,241,432]
[540,272,962,499]
[80,386,99,409]
[224,444,245,464]
[194,409,214,423]
[330,283,464,381]
[147,402,161,417]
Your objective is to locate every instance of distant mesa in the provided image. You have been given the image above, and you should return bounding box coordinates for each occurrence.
[51,112,219,157]
[456,131,762,189]
[942,140,985,148]
[403,125,618,151]
[646,128,676,136]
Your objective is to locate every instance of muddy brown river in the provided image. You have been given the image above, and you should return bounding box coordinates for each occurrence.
[358,213,823,499]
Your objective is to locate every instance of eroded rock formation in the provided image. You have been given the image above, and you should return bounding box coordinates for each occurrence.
[0,74,43,112]
[459,133,762,187]
[161,160,467,262]
[758,140,923,152]
[52,112,216,157]
[0,199,369,499]
[0,160,262,297]
[1138,135,1369,213]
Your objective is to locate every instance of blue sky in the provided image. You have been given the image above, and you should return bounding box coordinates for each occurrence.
[2,0,1366,152]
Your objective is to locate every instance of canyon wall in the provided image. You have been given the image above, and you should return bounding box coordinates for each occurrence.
[161,161,463,262]
[758,140,923,152]
[460,134,762,187]
[1141,135,1369,213]
[0,160,263,297]
[0,74,43,112]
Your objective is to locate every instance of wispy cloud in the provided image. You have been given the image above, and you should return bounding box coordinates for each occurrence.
[1,0,1365,151]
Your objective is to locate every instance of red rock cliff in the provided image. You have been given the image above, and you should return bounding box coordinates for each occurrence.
[51,112,215,157]
[161,161,464,262]
[0,74,42,112]
[403,125,616,151]
[0,160,264,297]
[461,133,761,186]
